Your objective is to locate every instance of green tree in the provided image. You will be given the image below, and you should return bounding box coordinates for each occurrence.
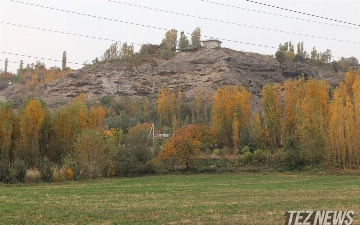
[275,51,285,63]
[0,101,14,161]
[102,42,120,60]
[178,31,189,51]
[75,128,106,179]
[321,49,332,63]
[311,47,317,60]
[191,27,201,50]
[17,60,24,76]
[121,43,134,58]
[125,123,152,164]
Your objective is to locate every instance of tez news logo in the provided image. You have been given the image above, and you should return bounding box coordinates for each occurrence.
[285,210,354,225]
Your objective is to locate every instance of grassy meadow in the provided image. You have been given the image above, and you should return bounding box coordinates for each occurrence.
[0,173,359,225]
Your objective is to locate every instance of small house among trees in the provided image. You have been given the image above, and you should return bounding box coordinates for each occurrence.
[201,39,222,48]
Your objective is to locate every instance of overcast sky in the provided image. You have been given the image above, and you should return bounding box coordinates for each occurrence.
[0,0,359,73]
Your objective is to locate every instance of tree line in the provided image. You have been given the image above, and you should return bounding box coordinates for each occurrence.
[275,41,359,72]
[1,71,360,183]
[0,57,70,93]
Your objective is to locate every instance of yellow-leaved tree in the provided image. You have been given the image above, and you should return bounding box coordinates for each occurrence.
[75,128,106,179]
[14,98,46,166]
[261,84,281,152]
[211,85,251,149]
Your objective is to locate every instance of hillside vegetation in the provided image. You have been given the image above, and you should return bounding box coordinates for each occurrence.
[1,28,360,183]
[1,70,360,183]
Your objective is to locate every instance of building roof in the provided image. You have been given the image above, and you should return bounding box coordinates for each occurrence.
[201,39,222,43]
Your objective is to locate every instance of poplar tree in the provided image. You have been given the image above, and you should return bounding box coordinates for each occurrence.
[4,58,8,74]
[18,60,24,76]
[191,27,201,50]
[178,31,189,51]
[62,51,67,70]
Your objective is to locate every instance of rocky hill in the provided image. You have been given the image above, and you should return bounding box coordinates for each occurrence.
[0,48,344,109]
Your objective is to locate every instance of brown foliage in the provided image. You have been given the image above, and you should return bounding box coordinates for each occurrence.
[157,125,213,168]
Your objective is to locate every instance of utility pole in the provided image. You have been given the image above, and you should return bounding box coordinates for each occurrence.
[147,123,156,152]
[152,123,155,150]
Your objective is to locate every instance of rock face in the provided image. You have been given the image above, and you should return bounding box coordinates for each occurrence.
[0,48,344,109]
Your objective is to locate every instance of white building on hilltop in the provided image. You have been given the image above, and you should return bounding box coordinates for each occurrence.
[201,39,222,48]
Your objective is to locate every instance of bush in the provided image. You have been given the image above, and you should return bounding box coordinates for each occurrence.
[53,167,61,182]
[25,169,41,183]
[253,149,268,165]
[221,147,229,155]
[100,96,113,107]
[282,135,305,171]
[62,156,81,180]
[14,160,27,183]
[0,159,12,183]
[275,51,286,63]
[64,167,74,180]
[240,146,251,154]
[38,157,53,182]
[285,51,295,61]
[113,146,140,176]
[238,146,253,165]
[134,161,158,175]
[241,152,254,165]
[157,48,174,60]
[213,149,220,156]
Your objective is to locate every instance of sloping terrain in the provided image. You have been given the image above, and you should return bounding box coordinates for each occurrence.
[0,48,344,109]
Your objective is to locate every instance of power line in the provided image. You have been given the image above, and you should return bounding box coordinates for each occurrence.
[106,0,357,44]
[200,0,359,30]
[0,21,142,46]
[241,0,360,27]
[1,51,81,65]
[0,59,19,64]
[10,0,275,49]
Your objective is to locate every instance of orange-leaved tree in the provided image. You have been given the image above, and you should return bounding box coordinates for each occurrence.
[89,105,106,129]
[14,98,46,166]
[157,125,212,169]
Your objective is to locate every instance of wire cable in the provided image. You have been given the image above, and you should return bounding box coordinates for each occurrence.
[200,0,359,30]
[241,0,360,27]
[106,0,357,44]
[0,59,19,64]
[9,0,275,49]
[1,51,81,65]
[0,21,142,46]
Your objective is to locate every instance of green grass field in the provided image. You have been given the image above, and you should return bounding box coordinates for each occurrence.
[0,173,359,225]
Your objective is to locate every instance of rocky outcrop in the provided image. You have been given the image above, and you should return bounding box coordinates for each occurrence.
[0,48,344,109]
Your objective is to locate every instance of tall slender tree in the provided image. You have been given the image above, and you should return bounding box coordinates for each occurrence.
[62,51,67,70]
[178,31,189,51]
[191,27,201,50]
[4,58,8,74]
